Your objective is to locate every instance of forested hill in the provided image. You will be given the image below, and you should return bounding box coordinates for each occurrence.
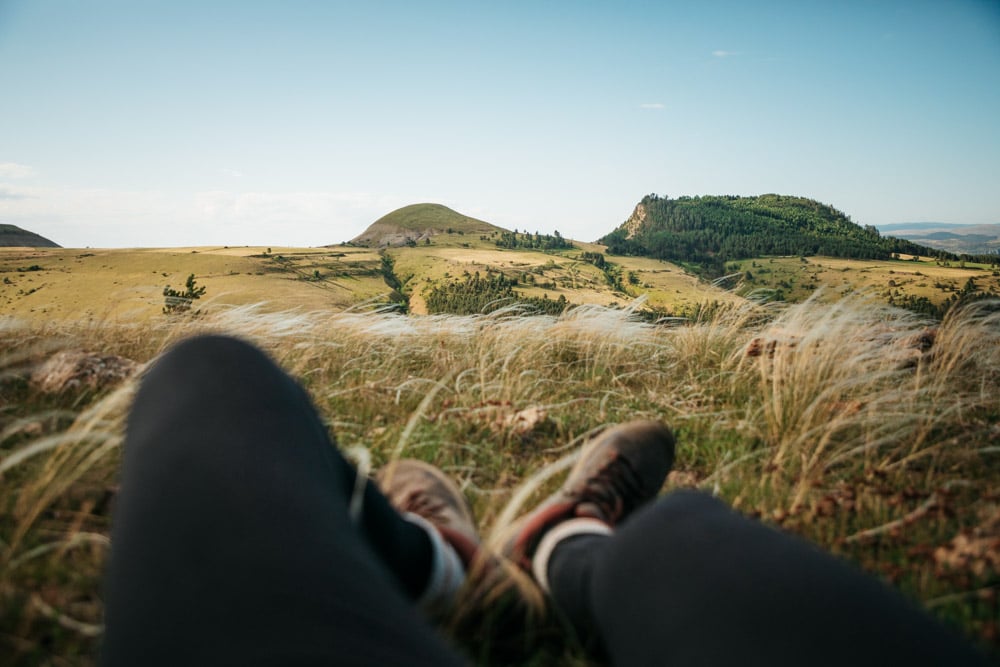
[599,194,947,275]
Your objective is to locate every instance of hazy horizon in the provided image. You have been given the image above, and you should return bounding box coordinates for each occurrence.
[6,204,1000,251]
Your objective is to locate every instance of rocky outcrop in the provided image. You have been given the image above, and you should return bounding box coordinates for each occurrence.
[622,202,648,240]
[744,326,938,369]
[351,223,435,248]
[31,350,139,394]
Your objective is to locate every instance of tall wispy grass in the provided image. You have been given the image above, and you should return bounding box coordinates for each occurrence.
[2,295,998,664]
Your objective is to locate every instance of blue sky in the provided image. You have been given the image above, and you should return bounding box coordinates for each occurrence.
[1,0,998,248]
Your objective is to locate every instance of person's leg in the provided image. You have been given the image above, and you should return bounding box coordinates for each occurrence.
[545,490,988,666]
[102,335,466,666]
[375,458,485,616]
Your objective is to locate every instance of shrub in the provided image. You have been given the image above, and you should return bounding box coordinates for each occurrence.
[162,274,206,314]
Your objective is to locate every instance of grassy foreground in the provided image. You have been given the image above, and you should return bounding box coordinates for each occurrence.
[1,296,999,664]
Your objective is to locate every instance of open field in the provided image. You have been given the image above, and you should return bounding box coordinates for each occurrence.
[5,236,996,327]
[729,255,1000,305]
[0,246,388,322]
[1,296,998,664]
[0,239,742,323]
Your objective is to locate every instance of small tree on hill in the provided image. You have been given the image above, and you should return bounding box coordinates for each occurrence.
[163,274,206,314]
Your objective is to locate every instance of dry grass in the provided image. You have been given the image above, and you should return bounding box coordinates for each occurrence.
[0,247,387,322]
[0,243,738,324]
[1,296,998,664]
[731,255,1000,305]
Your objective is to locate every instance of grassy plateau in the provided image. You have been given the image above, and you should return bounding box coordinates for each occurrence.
[1,240,999,664]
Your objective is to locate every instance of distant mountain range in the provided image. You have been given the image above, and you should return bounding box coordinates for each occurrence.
[0,224,60,248]
[878,222,998,232]
[877,223,1000,255]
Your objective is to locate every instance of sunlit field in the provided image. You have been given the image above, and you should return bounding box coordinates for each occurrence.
[0,241,742,324]
[729,254,1000,306]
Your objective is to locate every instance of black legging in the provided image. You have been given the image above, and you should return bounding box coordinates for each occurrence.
[102,335,461,666]
[102,335,986,666]
[547,494,987,666]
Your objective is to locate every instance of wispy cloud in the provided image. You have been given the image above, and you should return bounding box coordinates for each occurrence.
[0,185,36,200]
[712,50,739,58]
[194,190,385,224]
[639,103,665,110]
[220,168,244,178]
[0,162,36,178]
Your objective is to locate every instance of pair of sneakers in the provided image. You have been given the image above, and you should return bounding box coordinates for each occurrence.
[375,420,675,609]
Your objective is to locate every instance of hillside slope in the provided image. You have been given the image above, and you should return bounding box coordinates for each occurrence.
[350,203,507,247]
[387,234,741,316]
[600,194,944,275]
[0,224,60,247]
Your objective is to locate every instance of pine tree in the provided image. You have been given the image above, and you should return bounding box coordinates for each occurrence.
[163,274,207,314]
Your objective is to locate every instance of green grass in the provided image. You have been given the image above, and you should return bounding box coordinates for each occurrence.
[351,203,508,247]
[2,295,998,664]
[372,203,505,234]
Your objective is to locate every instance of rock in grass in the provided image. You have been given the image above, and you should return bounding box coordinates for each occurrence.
[31,350,138,394]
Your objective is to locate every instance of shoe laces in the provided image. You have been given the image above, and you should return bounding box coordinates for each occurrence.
[572,454,644,523]
[399,489,450,526]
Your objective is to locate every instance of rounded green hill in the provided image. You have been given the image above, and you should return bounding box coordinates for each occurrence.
[350,203,507,247]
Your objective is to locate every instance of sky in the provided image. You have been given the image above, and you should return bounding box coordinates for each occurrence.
[1,0,999,248]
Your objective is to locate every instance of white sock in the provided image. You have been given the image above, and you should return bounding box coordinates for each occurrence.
[403,512,466,612]
[531,517,613,593]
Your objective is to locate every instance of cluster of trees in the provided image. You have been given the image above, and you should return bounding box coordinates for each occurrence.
[379,253,401,290]
[425,271,570,315]
[601,194,956,276]
[950,253,1000,267]
[579,251,632,292]
[378,253,408,311]
[891,277,997,319]
[495,230,573,251]
[579,251,607,269]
